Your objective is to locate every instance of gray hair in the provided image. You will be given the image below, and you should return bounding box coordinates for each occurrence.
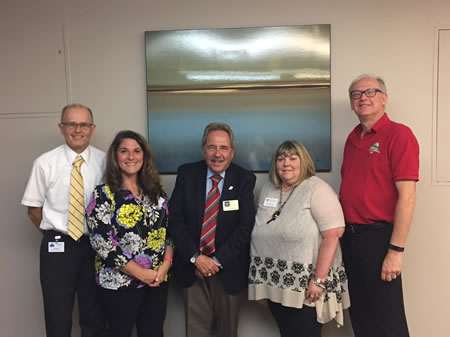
[201,122,235,148]
[348,74,387,96]
[61,103,94,123]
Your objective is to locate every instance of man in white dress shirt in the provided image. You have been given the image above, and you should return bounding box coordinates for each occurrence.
[22,104,106,337]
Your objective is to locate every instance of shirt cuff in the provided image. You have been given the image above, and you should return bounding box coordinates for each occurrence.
[212,256,223,269]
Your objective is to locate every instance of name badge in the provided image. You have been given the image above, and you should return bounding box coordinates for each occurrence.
[223,200,239,211]
[48,242,64,253]
[263,197,279,208]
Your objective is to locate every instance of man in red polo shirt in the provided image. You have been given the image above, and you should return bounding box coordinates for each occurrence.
[340,75,419,337]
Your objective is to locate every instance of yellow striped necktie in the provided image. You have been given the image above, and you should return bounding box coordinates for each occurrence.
[68,156,85,241]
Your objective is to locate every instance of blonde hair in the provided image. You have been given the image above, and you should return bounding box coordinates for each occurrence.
[269,140,316,189]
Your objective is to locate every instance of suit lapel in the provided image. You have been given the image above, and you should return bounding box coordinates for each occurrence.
[195,162,208,230]
[217,164,237,233]
[221,164,237,203]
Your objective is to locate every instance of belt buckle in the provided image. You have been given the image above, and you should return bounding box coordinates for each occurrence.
[349,224,356,234]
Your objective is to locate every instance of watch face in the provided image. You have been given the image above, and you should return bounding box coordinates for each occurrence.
[190,256,196,264]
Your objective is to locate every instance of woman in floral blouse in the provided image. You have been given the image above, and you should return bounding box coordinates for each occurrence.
[87,130,173,337]
[248,141,350,337]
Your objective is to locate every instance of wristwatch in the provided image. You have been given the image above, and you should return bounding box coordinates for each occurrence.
[190,251,201,264]
[314,277,326,289]
[389,243,405,252]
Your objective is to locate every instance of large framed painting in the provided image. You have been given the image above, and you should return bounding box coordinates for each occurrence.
[145,25,331,173]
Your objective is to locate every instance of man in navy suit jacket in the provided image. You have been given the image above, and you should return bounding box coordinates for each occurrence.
[169,122,256,337]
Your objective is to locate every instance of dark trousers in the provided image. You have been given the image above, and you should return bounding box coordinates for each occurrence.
[40,230,106,337]
[342,223,409,337]
[101,282,169,337]
[268,301,322,337]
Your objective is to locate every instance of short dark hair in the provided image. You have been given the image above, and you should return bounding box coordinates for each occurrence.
[60,103,94,123]
[105,130,163,204]
[201,122,235,148]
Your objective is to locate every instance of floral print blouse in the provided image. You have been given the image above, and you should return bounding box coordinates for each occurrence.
[86,184,172,290]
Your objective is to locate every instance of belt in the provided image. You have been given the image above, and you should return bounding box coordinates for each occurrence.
[44,229,89,242]
[345,222,390,234]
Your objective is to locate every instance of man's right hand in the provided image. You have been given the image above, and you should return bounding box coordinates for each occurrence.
[195,269,205,280]
[194,255,220,277]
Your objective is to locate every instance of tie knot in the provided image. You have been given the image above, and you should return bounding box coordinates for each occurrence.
[73,156,84,169]
[211,175,222,186]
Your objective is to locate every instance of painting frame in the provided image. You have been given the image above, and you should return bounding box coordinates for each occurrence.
[145,24,331,173]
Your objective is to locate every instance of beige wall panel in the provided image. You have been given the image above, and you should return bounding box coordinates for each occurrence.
[0,0,67,114]
[0,116,60,336]
[436,29,450,182]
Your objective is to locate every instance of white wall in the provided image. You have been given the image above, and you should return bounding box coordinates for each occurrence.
[1,0,449,336]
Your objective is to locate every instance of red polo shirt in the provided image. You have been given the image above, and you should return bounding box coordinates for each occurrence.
[339,113,419,224]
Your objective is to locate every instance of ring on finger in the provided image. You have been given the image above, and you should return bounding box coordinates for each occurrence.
[208,273,212,277]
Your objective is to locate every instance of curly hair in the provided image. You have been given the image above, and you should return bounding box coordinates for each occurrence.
[105,130,163,204]
[269,140,316,189]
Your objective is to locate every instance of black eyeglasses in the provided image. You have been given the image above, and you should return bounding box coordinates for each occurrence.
[60,122,93,130]
[350,88,384,99]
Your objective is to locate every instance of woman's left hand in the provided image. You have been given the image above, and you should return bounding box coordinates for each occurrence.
[149,261,170,287]
[306,280,324,303]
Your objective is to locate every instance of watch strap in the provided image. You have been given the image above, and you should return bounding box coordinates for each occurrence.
[389,243,405,252]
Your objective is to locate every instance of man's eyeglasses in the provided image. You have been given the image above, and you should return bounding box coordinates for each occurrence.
[350,88,384,99]
[60,122,93,130]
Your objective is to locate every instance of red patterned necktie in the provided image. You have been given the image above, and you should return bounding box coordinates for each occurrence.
[199,175,222,255]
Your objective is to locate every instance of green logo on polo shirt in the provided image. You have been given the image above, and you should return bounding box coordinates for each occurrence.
[369,142,380,154]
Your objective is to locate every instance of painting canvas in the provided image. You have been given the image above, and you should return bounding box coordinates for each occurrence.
[145,25,331,173]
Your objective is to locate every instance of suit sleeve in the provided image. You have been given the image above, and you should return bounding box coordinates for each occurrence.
[168,167,201,261]
[214,171,256,269]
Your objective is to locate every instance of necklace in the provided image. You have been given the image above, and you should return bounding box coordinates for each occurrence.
[266,185,297,224]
